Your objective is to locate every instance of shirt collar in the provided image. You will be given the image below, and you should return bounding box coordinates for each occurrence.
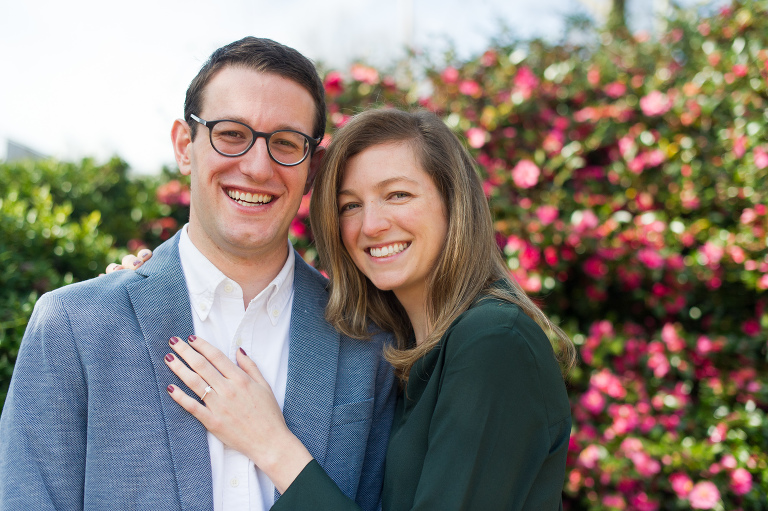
[178,225,295,324]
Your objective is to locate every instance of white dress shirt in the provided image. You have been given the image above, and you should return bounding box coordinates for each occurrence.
[178,226,294,511]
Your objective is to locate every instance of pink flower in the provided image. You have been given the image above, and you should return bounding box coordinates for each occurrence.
[640,91,672,116]
[441,66,459,84]
[730,467,753,495]
[740,208,757,224]
[602,494,626,509]
[637,249,664,270]
[572,209,599,232]
[580,387,606,414]
[323,71,344,96]
[535,205,558,225]
[466,127,487,149]
[629,492,659,511]
[689,481,720,509]
[350,64,379,85]
[591,369,626,399]
[458,80,481,97]
[519,244,541,270]
[742,318,760,336]
[734,135,747,158]
[513,66,539,95]
[605,81,627,98]
[700,242,724,267]
[578,444,602,469]
[630,451,661,477]
[754,146,768,169]
[584,257,609,278]
[511,160,540,188]
[710,423,727,443]
[669,472,693,498]
[732,64,748,77]
[661,323,686,352]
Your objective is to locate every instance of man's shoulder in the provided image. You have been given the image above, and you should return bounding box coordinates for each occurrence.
[292,252,329,295]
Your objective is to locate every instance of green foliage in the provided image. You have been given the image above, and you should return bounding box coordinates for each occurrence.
[0,184,117,404]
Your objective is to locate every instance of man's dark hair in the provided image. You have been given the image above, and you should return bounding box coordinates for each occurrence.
[184,37,326,140]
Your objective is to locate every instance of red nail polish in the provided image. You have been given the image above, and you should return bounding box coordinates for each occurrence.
[167,385,174,393]
[165,353,174,362]
[188,335,197,342]
[169,336,179,345]
[239,347,247,356]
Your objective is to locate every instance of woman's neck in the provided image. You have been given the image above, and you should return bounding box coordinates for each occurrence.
[395,288,431,346]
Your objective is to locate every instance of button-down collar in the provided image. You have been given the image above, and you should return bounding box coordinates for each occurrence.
[178,226,295,325]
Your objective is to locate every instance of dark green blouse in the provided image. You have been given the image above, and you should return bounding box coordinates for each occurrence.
[273,298,571,511]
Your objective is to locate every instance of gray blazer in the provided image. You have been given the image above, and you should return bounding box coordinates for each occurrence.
[0,232,396,511]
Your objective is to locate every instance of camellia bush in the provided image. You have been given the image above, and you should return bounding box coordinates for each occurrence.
[1,0,766,508]
[304,1,767,508]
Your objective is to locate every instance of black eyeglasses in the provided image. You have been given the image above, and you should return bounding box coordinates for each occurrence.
[190,114,321,166]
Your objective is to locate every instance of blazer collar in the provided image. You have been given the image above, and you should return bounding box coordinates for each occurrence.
[127,231,214,510]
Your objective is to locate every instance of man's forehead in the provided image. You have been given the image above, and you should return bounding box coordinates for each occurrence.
[200,66,315,128]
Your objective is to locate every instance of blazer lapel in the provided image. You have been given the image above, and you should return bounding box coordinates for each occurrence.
[127,232,213,510]
[282,254,339,467]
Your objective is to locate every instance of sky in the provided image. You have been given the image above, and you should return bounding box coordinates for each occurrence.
[0,0,727,175]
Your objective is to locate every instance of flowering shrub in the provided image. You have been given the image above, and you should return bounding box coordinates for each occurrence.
[307,0,768,508]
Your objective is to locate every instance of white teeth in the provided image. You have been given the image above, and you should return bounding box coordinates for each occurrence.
[370,243,409,258]
[227,189,273,206]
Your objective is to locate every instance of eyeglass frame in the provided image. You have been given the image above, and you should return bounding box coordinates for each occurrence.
[190,113,322,167]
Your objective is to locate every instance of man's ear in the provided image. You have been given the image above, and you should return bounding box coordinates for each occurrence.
[171,119,193,176]
[304,145,326,194]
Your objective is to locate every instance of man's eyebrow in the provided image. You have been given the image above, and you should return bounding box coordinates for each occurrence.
[216,114,312,134]
[338,176,420,196]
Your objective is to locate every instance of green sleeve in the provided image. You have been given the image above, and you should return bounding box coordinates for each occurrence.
[410,313,570,510]
[271,460,363,511]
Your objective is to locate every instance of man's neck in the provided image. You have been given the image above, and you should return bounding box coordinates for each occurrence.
[186,226,289,306]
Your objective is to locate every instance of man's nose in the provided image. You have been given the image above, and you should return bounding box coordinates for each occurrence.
[239,137,275,181]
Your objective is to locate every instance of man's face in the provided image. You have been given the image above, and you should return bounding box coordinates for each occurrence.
[173,67,320,264]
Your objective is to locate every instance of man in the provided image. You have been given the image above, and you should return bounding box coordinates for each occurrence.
[0,37,396,511]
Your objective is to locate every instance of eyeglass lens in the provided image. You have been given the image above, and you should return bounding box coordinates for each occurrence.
[210,121,310,164]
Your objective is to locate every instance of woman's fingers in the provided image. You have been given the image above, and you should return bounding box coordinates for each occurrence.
[122,254,144,269]
[105,263,125,274]
[166,384,213,421]
[235,347,270,388]
[164,346,216,400]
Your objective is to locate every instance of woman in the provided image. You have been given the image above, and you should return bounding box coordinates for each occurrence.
[121,108,575,509]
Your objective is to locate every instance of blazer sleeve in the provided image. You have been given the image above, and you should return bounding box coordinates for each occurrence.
[0,292,88,511]
[409,314,571,510]
[273,334,395,511]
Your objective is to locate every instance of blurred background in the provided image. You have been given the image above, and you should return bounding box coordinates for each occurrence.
[1,0,766,509]
[0,0,727,173]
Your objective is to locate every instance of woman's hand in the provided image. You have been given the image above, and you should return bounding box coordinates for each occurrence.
[104,249,153,274]
[164,334,313,493]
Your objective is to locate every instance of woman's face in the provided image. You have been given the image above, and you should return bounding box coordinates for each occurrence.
[337,142,449,306]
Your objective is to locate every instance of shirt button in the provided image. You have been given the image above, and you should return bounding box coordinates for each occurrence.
[272,309,279,317]
[235,338,243,347]
[199,303,208,311]
[224,283,233,293]
[230,477,239,488]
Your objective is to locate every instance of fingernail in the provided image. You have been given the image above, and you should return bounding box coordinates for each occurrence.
[132,259,141,266]
[188,335,197,342]
[165,353,175,362]
[167,385,174,393]
[239,347,247,356]
[138,249,151,259]
[169,336,180,345]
